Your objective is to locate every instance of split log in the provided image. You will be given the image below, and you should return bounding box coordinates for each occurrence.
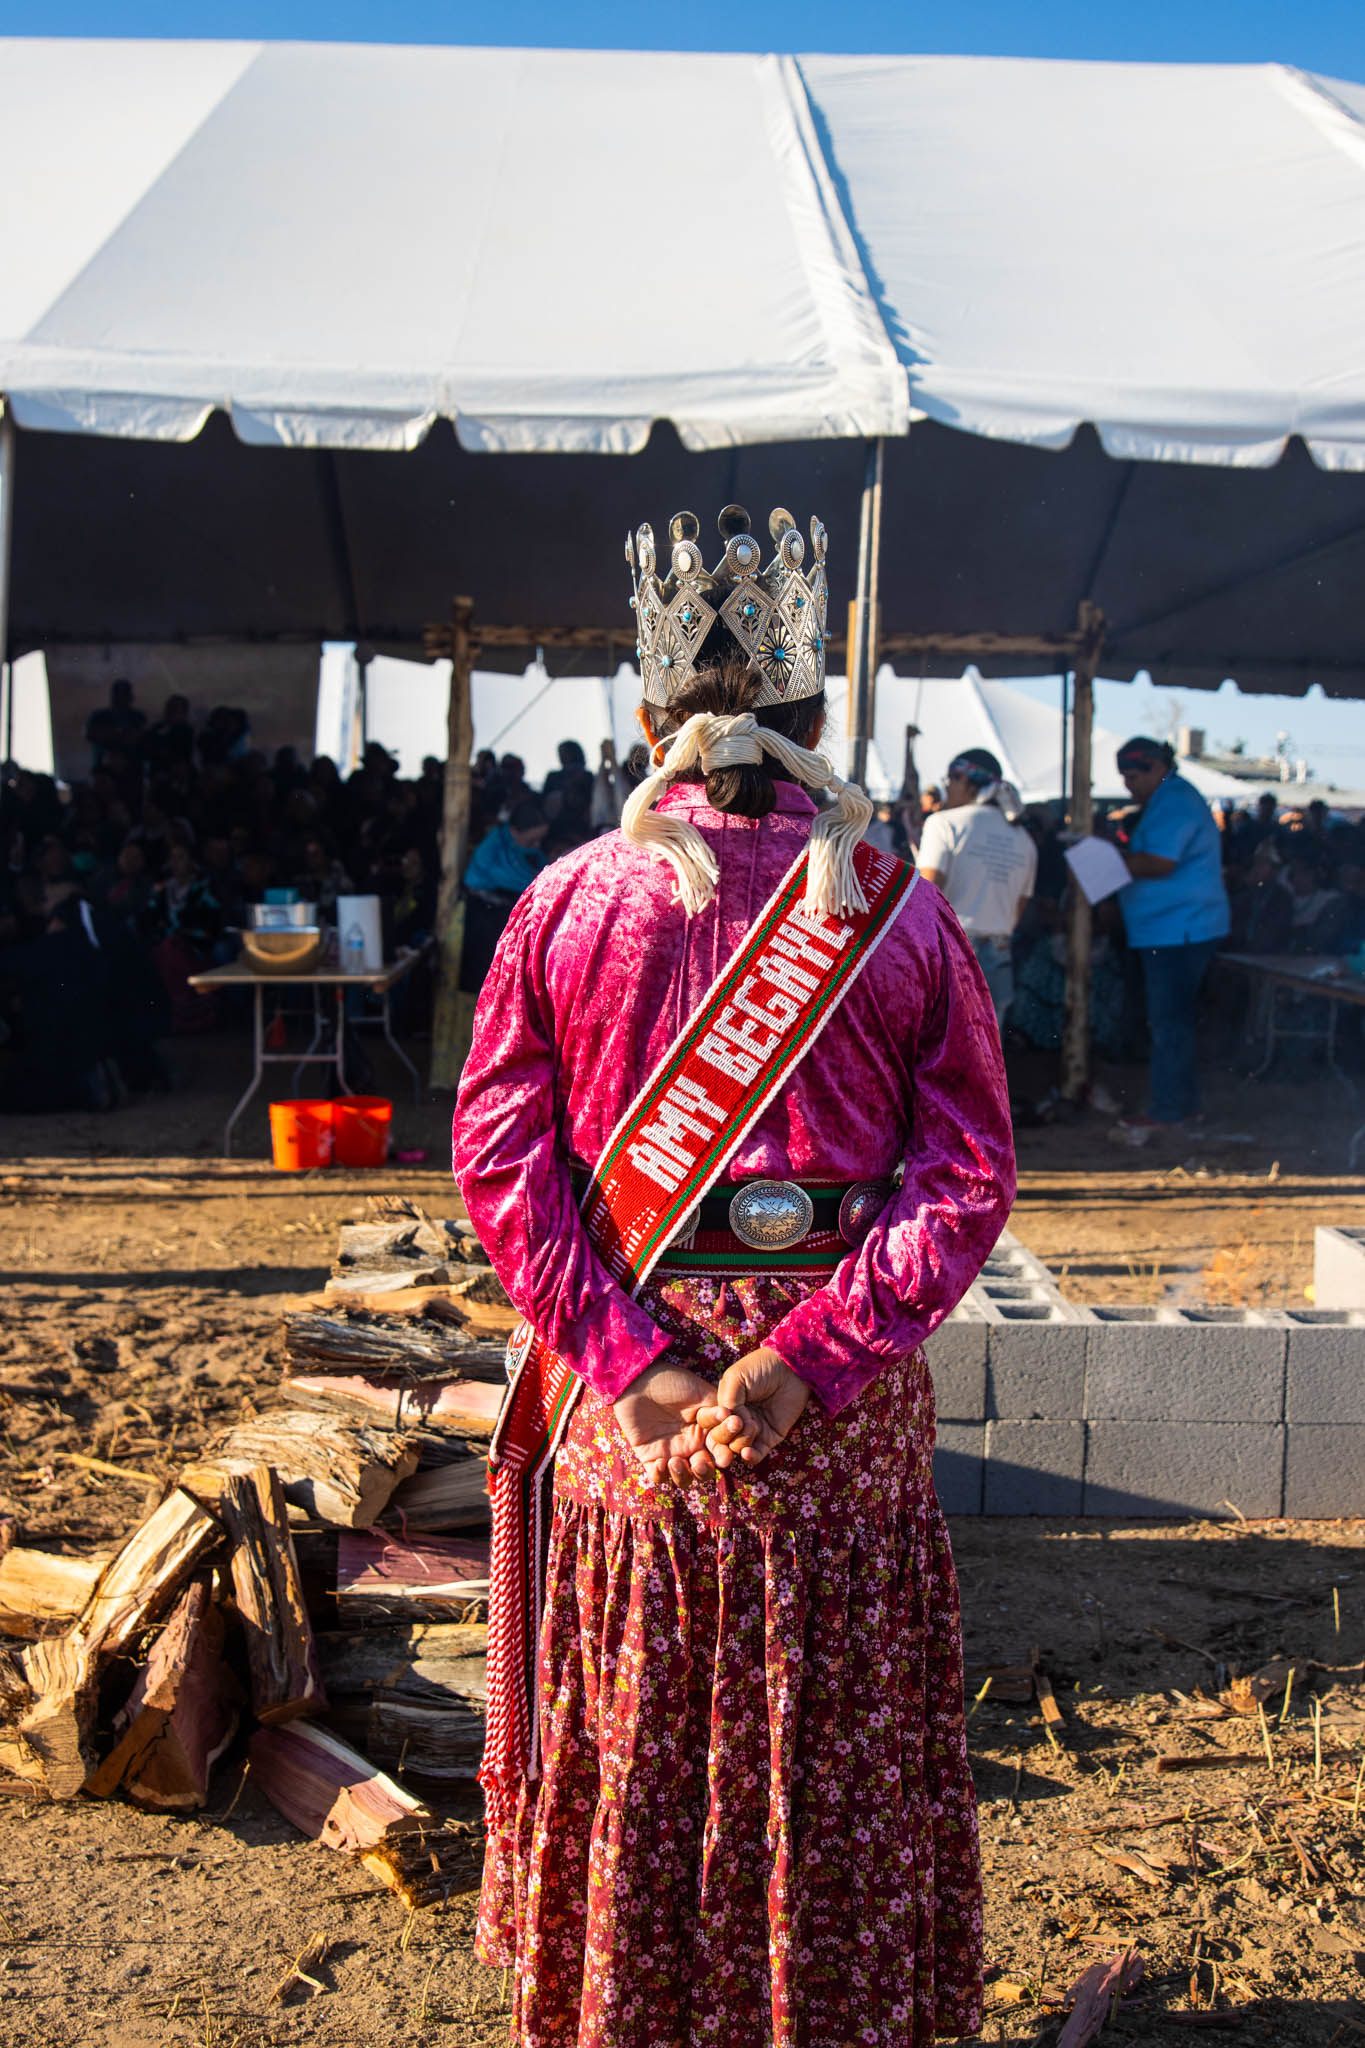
[188,1412,419,1529]
[250,1716,428,1852]
[380,1457,490,1533]
[334,1531,490,1623]
[15,1487,221,1798]
[323,1266,453,1300]
[314,1621,488,1704]
[318,1614,488,1780]
[0,1548,107,1638]
[324,1695,484,1781]
[277,1372,504,1441]
[252,1708,485,1902]
[85,1579,238,1809]
[361,1199,488,1269]
[281,1308,506,1382]
[217,1465,324,1723]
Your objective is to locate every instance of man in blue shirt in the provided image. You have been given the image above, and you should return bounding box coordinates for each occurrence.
[1112,736,1230,1140]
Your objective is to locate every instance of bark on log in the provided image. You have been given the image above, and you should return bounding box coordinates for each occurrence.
[334,1531,490,1623]
[324,1696,484,1781]
[0,1645,32,1720]
[276,1372,503,1440]
[281,1308,506,1380]
[85,1578,238,1808]
[190,1412,419,1529]
[0,1548,107,1638]
[15,1488,221,1798]
[380,1457,489,1533]
[313,1621,488,1703]
[217,1465,324,1723]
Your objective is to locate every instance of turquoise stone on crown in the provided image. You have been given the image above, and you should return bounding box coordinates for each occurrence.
[627,505,828,710]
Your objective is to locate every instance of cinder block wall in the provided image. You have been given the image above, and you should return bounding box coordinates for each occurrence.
[925,1232,1364,1517]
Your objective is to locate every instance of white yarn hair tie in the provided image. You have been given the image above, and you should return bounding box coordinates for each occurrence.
[620,710,874,919]
[975,777,1025,825]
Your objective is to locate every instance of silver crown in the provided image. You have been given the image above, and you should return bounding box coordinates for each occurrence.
[625,504,828,709]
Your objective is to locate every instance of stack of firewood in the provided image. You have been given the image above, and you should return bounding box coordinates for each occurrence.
[0,1199,512,1912]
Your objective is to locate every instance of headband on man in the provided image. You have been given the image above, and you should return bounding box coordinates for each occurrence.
[947,749,1003,788]
[1116,736,1172,773]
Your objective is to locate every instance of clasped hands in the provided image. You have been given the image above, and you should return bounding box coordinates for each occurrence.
[612,1349,810,1487]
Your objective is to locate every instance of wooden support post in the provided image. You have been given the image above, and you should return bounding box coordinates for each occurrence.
[1060,602,1107,1104]
[429,596,476,1091]
[846,442,877,788]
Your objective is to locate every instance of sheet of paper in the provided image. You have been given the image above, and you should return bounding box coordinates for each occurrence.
[1064,834,1132,906]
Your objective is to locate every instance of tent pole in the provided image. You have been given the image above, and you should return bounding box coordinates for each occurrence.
[428,596,476,1091]
[1060,603,1105,1104]
[0,415,14,746]
[846,443,876,785]
[1060,668,1069,806]
[864,437,885,767]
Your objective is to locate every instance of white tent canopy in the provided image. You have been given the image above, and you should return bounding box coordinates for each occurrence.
[2,43,1364,469]
[805,57,1365,471]
[0,41,902,453]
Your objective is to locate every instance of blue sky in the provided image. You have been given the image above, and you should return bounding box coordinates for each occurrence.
[2,0,1362,70]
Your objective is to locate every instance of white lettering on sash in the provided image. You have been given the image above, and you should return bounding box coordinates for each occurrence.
[627,1076,729,1188]
[763,948,820,1000]
[625,1140,687,1192]
[734,980,800,1032]
[696,1030,762,1085]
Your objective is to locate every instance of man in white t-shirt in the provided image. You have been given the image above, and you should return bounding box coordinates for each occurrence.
[916,748,1038,1028]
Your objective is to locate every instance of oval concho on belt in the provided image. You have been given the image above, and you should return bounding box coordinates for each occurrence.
[728,1180,815,1251]
[838,1180,893,1247]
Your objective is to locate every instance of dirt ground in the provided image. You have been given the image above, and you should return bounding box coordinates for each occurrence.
[1,1029,1363,2045]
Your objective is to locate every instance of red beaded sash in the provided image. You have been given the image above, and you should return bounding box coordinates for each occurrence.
[479,843,918,1826]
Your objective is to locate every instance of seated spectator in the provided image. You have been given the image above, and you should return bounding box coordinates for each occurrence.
[1285,850,1349,955]
[294,835,353,920]
[461,798,548,992]
[1227,841,1293,953]
[102,841,157,928]
[148,842,222,1033]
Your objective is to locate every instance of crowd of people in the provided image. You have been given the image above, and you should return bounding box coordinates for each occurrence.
[0,678,630,1111]
[0,675,1355,1120]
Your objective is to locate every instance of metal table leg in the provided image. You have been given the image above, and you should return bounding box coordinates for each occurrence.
[1248,983,1278,1080]
[333,986,350,1095]
[223,983,267,1157]
[380,985,423,1105]
[290,988,328,1096]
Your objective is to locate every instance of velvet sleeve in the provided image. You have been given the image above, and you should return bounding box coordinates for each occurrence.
[764,907,1016,1414]
[451,888,674,1403]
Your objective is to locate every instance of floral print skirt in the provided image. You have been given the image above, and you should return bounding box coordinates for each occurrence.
[475,1270,984,2047]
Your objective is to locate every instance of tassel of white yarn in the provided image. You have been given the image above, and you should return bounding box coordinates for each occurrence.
[619,714,723,917]
[620,711,873,920]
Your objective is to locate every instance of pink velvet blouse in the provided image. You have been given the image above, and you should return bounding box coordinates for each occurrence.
[451,782,1016,1415]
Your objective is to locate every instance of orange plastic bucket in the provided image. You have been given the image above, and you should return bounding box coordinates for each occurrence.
[333,1094,393,1168]
[269,1098,334,1171]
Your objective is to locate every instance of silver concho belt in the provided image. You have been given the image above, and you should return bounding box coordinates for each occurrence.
[728,1180,815,1251]
[723,1178,894,1251]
